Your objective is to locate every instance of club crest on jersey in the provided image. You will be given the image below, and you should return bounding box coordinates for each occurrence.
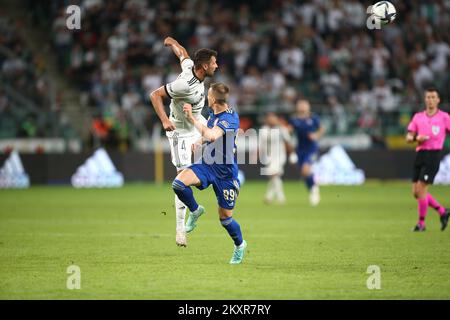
[432,125,440,136]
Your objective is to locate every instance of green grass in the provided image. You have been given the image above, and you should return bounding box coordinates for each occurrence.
[0,181,449,299]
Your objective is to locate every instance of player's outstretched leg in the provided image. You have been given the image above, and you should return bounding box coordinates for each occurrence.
[185,205,206,233]
[174,195,187,247]
[172,179,205,233]
[220,214,247,264]
[230,239,247,264]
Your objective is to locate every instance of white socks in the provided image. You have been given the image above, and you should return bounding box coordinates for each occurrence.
[266,176,285,203]
[265,178,276,202]
[175,195,186,232]
[273,176,285,203]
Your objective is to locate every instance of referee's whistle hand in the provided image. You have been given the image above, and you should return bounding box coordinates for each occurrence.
[416,135,430,142]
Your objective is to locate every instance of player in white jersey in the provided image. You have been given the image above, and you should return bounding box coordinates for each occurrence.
[150,37,218,247]
[259,112,294,204]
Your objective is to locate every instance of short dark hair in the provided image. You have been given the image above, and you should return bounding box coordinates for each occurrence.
[210,82,229,105]
[193,48,217,69]
[425,87,440,96]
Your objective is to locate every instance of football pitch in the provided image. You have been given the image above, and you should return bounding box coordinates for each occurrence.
[0,181,449,300]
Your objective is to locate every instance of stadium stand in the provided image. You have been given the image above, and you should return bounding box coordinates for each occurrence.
[6,0,450,149]
[0,11,76,140]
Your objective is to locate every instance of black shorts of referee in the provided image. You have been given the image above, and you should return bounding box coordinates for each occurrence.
[412,150,442,184]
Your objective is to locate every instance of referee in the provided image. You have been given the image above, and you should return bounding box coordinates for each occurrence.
[406,87,450,232]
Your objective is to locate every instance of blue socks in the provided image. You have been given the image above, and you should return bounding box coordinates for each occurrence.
[305,175,315,191]
[172,179,199,212]
[220,217,243,246]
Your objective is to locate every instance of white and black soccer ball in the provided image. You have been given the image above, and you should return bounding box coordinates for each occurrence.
[372,1,397,24]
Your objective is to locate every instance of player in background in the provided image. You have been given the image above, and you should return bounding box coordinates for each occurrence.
[150,37,218,247]
[259,112,294,204]
[288,100,325,206]
[406,87,450,232]
[172,83,247,264]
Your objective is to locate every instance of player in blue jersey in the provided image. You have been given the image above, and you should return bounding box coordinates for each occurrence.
[171,82,247,264]
[289,99,325,206]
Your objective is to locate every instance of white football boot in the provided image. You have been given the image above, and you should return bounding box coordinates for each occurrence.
[176,230,187,247]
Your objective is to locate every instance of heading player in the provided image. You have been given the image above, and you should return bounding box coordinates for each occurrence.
[289,100,325,206]
[172,83,247,264]
[406,87,450,232]
[150,37,218,247]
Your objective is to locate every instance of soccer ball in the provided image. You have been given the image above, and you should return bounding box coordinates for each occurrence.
[372,1,397,24]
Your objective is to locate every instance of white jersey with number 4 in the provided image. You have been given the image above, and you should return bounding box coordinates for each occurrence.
[163,58,207,170]
[164,58,206,136]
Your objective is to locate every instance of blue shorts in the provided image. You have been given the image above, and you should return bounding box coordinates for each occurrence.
[296,150,318,168]
[189,164,240,210]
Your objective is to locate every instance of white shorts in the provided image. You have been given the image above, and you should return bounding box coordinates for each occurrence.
[263,159,286,176]
[166,130,201,171]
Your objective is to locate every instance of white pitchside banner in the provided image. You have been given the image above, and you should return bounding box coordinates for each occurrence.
[71,148,124,188]
[0,150,30,189]
[312,145,365,185]
[435,153,450,185]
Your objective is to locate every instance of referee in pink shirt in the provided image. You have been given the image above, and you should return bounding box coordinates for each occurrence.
[406,87,450,232]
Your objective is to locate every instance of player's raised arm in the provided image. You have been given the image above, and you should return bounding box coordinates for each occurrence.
[150,86,175,131]
[164,37,190,63]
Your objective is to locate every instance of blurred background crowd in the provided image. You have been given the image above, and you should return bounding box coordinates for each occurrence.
[1,0,450,150]
[0,11,75,140]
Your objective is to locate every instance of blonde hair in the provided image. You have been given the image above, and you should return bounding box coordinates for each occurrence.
[210,82,229,105]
